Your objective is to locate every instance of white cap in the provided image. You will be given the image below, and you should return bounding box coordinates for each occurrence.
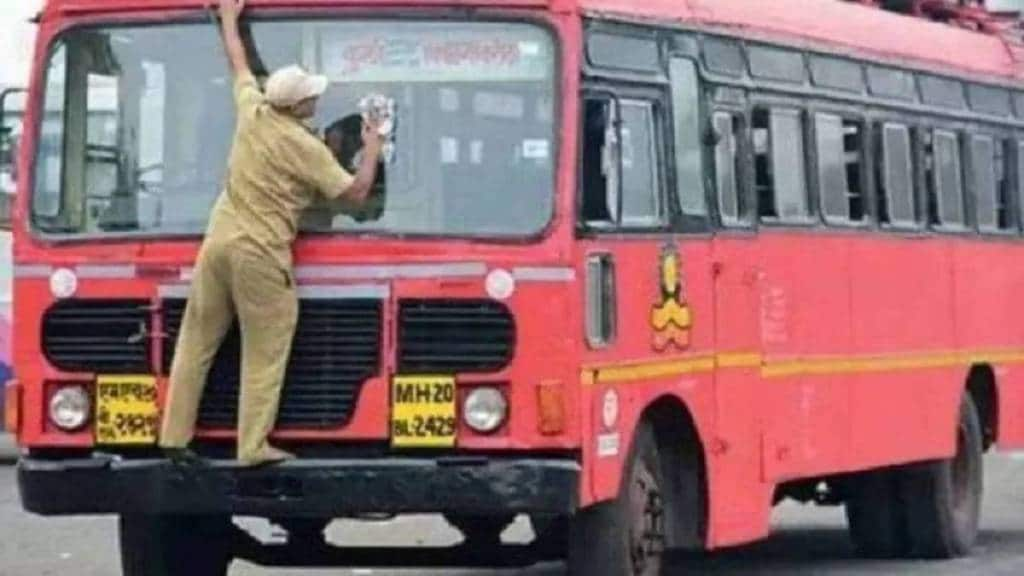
[265,65,329,108]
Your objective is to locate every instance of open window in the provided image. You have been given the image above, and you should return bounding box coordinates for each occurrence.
[580,94,664,229]
[753,107,808,222]
[712,110,748,226]
[816,113,867,224]
[971,135,1014,233]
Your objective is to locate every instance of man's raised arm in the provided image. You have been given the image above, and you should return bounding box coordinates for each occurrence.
[218,0,250,79]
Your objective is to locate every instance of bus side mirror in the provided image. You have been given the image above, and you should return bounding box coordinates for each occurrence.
[0,88,27,231]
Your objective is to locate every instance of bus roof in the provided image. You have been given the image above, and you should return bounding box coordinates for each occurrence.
[42,0,1024,82]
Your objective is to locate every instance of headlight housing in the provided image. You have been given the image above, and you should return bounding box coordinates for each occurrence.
[463,387,508,434]
[48,385,91,431]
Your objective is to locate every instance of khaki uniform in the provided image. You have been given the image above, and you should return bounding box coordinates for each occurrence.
[159,72,354,463]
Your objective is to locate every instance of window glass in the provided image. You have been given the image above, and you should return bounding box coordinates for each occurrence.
[867,66,916,101]
[877,123,915,226]
[1018,141,1024,230]
[587,32,661,73]
[669,58,707,216]
[816,113,865,223]
[973,135,998,231]
[748,45,806,84]
[581,98,615,224]
[34,45,67,218]
[33,21,557,237]
[703,37,745,77]
[620,100,661,225]
[713,111,744,225]
[809,55,863,93]
[754,108,807,221]
[933,130,964,227]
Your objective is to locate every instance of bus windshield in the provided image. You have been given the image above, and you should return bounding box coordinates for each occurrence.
[31,19,557,238]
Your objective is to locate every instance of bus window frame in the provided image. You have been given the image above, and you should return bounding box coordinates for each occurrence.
[869,116,923,233]
[968,131,1018,237]
[747,93,816,228]
[807,101,873,230]
[920,126,971,234]
[666,55,713,234]
[577,81,673,236]
[25,9,566,245]
[709,103,755,231]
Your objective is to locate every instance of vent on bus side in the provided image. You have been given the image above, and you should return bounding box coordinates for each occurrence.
[162,299,382,429]
[398,299,515,373]
[41,299,151,374]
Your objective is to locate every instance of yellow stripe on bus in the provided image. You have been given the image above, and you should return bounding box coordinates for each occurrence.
[581,348,1024,386]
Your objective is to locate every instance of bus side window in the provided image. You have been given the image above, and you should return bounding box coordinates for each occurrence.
[816,112,867,224]
[580,97,663,229]
[1017,140,1024,233]
[754,107,808,222]
[712,111,746,226]
[971,135,1014,233]
[926,129,965,229]
[581,97,617,225]
[668,58,708,219]
[876,122,916,227]
[619,100,662,226]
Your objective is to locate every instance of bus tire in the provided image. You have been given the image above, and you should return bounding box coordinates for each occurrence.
[901,394,984,558]
[845,469,908,558]
[568,422,668,576]
[119,514,233,576]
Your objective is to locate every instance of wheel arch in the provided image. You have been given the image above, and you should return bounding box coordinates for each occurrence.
[637,394,710,550]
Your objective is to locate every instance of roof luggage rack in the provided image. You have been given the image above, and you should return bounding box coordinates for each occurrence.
[847,0,1024,66]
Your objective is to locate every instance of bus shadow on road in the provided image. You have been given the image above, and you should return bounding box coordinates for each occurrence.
[658,528,1024,575]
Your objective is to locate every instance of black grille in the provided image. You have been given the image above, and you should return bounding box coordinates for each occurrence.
[41,299,151,373]
[162,299,382,429]
[398,299,515,373]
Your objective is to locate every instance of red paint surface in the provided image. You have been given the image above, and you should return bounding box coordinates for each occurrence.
[13,0,1024,553]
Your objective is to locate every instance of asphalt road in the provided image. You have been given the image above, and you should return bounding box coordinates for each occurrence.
[2,455,1024,575]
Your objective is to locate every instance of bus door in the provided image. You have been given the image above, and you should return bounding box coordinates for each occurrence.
[704,89,774,543]
[578,74,715,502]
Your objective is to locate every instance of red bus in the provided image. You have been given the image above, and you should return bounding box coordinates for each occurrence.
[8,0,1024,574]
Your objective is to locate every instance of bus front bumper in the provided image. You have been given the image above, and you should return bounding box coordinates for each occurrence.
[17,455,580,517]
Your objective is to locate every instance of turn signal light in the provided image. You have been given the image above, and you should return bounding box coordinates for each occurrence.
[537,381,565,436]
[4,379,21,434]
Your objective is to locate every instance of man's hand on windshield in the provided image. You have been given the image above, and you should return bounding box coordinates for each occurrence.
[219,0,245,22]
[361,118,384,156]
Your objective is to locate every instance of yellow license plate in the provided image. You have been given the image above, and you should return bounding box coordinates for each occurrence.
[95,375,159,445]
[391,376,457,448]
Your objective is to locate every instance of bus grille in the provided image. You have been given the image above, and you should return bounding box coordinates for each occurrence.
[41,300,151,373]
[398,299,515,373]
[162,299,382,429]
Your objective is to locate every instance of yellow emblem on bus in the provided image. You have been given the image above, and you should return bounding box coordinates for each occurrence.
[651,245,692,351]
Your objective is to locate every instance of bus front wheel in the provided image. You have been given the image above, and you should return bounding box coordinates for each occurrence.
[119,514,233,576]
[568,422,668,576]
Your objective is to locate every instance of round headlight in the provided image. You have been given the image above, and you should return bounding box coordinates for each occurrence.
[49,386,91,431]
[463,387,508,434]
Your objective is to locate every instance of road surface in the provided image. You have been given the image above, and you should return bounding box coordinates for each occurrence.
[2,455,1024,575]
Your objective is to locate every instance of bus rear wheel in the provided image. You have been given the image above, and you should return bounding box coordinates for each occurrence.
[903,394,984,558]
[845,394,983,559]
[568,422,668,576]
[119,514,233,576]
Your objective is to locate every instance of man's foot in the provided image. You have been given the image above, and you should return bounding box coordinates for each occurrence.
[162,447,209,467]
[238,445,295,467]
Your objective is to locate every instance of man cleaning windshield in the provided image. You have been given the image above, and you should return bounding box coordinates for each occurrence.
[159,0,384,466]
